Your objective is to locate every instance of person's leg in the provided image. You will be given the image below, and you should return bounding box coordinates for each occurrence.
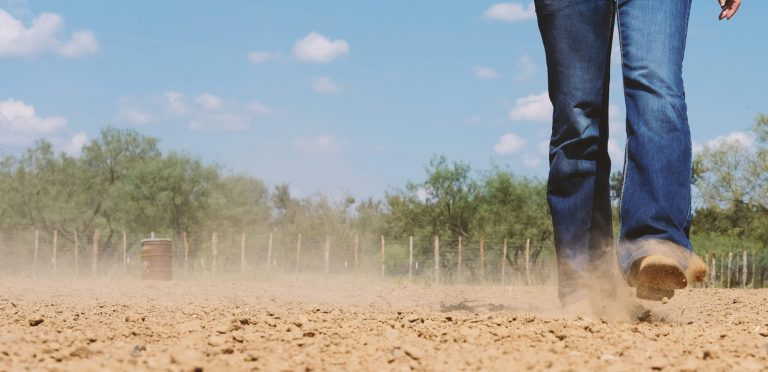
[534,0,615,305]
[616,0,701,289]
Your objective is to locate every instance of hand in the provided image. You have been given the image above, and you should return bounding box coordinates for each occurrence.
[718,0,742,20]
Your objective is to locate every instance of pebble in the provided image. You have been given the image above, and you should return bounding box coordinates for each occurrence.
[70,346,92,358]
[208,336,226,347]
[29,319,44,327]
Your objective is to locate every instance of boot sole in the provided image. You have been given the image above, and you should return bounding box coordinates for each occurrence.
[635,255,687,301]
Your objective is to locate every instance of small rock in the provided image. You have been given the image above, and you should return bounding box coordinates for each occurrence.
[403,347,423,360]
[297,314,310,327]
[70,346,92,358]
[221,346,234,354]
[125,314,145,323]
[660,297,669,305]
[244,351,259,362]
[29,318,44,327]
[406,315,421,323]
[208,335,226,347]
[302,331,316,338]
[637,310,652,322]
[130,345,146,358]
[759,331,768,337]
[702,349,717,360]
[214,324,231,334]
[649,357,668,370]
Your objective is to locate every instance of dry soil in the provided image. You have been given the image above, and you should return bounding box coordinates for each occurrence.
[0,277,767,371]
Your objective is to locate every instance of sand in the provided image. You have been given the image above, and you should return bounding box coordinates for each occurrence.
[0,277,766,371]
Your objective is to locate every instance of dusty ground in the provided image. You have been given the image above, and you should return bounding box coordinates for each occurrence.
[0,277,767,371]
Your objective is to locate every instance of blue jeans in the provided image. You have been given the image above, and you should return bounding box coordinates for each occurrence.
[534,0,693,304]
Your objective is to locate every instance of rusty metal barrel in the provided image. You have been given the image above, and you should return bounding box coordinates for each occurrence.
[141,239,173,280]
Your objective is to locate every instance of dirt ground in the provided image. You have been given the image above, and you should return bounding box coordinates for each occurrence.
[0,277,767,371]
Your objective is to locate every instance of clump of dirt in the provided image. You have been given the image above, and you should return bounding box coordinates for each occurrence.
[0,278,766,370]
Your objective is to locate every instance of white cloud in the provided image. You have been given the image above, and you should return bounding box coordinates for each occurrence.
[483,2,536,22]
[292,32,349,63]
[58,30,98,57]
[62,131,87,156]
[163,91,187,116]
[509,91,552,122]
[115,106,152,125]
[247,101,271,115]
[248,50,279,64]
[522,154,542,168]
[0,9,99,57]
[189,113,249,132]
[294,134,346,154]
[116,91,271,131]
[473,66,500,80]
[312,77,341,93]
[0,98,66,145]
[704,131,754,150]
[196,93,222,111]
[514,54,537,82]
[494,133,526,155]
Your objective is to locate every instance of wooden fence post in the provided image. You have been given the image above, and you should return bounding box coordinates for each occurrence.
[211,232,218,274]
[122,231,127,274]
[457,236,463,284]
[295,234,301,274]
[710,254,717,288]
[742,250,748,288]
[183,232,189,273]
[408,236,413,282]
[761,251,766,288]
[434,236,440,284]
[52,230,58,274]
[33,230,39,278]
[91,230,99,277]
[479,238,485,283]
[525,239,531,286]
[380,235,385,277]
[267,233,273,270]
[74,231,79,276]
[751,250,756,288]
[240,232,246,274]
[720,254,725,287]
[727,251,733,288]
[501,238,508,285]
[324,236,331,276]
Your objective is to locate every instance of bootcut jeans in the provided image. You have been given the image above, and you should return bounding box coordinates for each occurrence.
[534,0,694,304]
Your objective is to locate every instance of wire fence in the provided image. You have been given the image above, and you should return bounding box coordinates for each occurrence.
[0,229,765,288]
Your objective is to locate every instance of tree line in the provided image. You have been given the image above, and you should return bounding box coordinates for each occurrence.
[0,116,765,265]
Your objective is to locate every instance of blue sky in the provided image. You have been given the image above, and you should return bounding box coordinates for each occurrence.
[1,0,766,199]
